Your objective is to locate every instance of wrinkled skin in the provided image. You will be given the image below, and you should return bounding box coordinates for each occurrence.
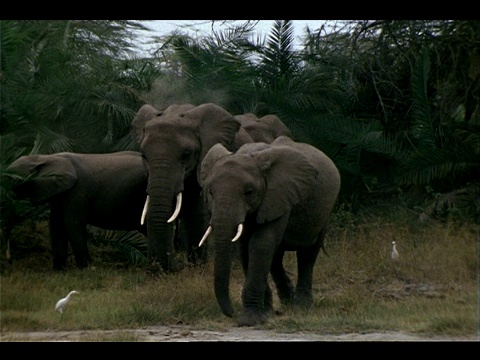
[131,103,295,275]
[6,151,148,270]
[200,136,341,326]
[235,113,292,143]
[131,103,255,274]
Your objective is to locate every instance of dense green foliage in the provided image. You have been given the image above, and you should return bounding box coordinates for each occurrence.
[1,20,478,263]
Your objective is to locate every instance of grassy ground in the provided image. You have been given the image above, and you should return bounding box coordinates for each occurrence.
[0,213,478,340]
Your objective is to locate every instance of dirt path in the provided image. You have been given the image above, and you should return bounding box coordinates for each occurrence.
[1,326,477,342]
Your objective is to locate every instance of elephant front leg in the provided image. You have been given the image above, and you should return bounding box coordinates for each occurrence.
[183,196,208,265]
[49,204,69,270]
[68,227,91,269]
[263,282,274,313]
[238,271,272,327]
[237,228,277,327]
[64,213,90,269]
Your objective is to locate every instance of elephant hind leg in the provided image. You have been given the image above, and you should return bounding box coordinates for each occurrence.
[270,249,295,305]
[293,227,328,308]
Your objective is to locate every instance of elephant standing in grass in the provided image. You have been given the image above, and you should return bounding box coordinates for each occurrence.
[199,136,341,326]
[131,103,254,274]
[6,151,148,270]
[131,103,296,274]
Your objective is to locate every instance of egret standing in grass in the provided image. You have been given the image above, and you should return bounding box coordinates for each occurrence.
[391,241,400,261]
[55,291,79,317]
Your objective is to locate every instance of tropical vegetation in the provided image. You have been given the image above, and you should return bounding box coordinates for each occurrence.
[1,19,478,265]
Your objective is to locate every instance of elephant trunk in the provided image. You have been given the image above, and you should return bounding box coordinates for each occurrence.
[214,225,235,317]
[146,163,184,273]
[211,208,245,318]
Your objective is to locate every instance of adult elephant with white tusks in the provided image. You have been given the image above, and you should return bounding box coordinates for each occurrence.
[131,103,254,274]
[6,151,148,271]
[199,136,341,327]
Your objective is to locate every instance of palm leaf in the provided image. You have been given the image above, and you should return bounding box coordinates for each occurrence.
[88,228,147,267]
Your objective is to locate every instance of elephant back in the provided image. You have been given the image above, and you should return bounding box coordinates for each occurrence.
[235,113,292,143]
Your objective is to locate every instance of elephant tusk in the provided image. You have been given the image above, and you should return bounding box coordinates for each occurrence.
[199,225,212,247]
[167,192,182,223]
[141,195,150,225]
[231,223,243,242]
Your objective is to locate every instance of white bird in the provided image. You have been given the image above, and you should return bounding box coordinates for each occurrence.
[55,291,79,314]
[391,241,400,260]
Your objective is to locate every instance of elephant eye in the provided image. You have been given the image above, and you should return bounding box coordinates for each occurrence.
[244,185,256,197]
[181,149,192,161]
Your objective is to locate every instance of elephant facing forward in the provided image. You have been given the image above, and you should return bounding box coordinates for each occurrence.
[131,103,290,274]
[6,151,148,270]
[199,136,341,326]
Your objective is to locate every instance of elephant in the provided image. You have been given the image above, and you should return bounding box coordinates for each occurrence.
[235,113,292,143]
[199,136,341,326]
[6,151,148,270]
[131,103,254,274]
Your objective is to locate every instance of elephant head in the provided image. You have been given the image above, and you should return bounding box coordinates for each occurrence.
[131,103,248,273]
[7,153,77,205]
[235,113,292,143]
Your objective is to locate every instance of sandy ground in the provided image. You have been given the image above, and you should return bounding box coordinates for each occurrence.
[1,326,478,342]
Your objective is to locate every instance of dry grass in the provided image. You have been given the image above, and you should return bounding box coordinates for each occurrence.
[0,215,478,339]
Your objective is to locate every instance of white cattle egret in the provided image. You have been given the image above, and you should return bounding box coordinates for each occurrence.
[55,290,79,314]
[391,241,400,260]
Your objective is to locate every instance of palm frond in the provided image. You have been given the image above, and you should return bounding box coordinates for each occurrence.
[88,228,147,267]
[410,47,435,148]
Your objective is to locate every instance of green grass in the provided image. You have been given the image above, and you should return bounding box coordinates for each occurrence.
[1,215,478,340]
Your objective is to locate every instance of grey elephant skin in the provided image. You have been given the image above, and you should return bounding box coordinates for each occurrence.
[235,113,292,143]
[200,136,341,326]
[7,151,147,270]
[131,103,288,274]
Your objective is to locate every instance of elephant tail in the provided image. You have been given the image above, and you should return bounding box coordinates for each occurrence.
[321,243,329,257]
[318,222,330,257]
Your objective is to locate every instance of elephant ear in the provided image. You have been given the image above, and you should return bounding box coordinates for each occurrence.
[233,127,254,150]
[11,154,78,204]
[186,103,240,182]
[200,143,232,188]
[131,104,162,145]
[253,146,318,223]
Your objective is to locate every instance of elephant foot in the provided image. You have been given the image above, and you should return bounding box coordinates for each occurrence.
[75,257,91,270]
[187,246,208,265]
[277,290,295,306]
[237,308,272,327]
[53,258,68,271]
[171,259,185,273]
[147,256,184,275]
[292,292,313,309]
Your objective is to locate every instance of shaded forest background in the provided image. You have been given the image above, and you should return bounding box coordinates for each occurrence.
[1,20,478,263]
